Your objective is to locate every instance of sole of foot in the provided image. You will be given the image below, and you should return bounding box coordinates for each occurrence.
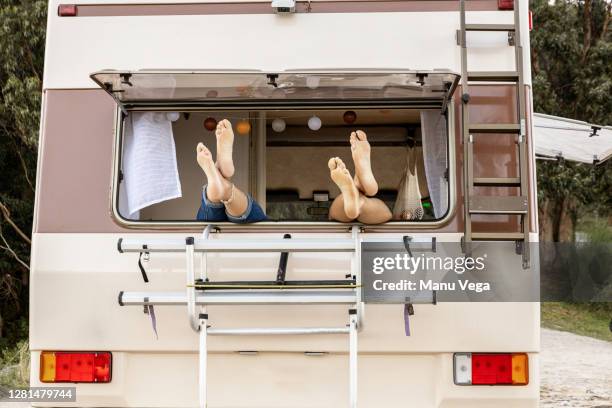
[351,130,378,197]
[328,157,360,220]
[215,119,235,179]
[197,142,230,202]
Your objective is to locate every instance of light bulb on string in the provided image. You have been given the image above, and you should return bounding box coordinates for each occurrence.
[204,117,217,131]
[166,112,180,122]
[308,115,322,131]
[343,111,357,124]
[272,118,286,133]
[236,120,251,135]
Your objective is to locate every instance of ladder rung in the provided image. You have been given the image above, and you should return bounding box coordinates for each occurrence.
[469,123,521,134]
[468,71,519,82]
[465,24,515,31]
[474,177,521,187]
[471,232,525,241]
[469,196,528,214]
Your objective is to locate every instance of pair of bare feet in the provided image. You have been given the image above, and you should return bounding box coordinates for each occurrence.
[328,130,391,223]
[196,119,236,203]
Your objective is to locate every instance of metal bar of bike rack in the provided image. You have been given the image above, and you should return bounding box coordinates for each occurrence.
[118,237,356,253]
[119,290,358,306]
[207,327,350,335]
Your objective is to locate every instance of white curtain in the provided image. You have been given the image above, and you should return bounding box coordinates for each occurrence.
[420,110,448,219]
[120,112,182,218]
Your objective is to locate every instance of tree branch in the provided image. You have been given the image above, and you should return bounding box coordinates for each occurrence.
[581,0,593,64]
[0,202,31,245]
[0,230,30,272]
[601,1,611,42]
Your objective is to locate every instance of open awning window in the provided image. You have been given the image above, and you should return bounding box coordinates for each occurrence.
[90,69,460,108]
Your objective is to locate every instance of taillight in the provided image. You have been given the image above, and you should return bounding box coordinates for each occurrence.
[454,353,528,385]
[57,4,78,17]
[498,0,514,10]
[40,352,112,383]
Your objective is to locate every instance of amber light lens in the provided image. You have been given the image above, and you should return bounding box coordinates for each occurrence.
[40,351,112,383]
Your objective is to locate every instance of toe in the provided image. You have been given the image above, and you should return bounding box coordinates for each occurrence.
[356,130,367,141]
[336,158,346,170]
[197,142,205,152]
[328,157,338,170]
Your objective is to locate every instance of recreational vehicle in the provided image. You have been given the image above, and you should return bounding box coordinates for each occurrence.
[30,0,540,406]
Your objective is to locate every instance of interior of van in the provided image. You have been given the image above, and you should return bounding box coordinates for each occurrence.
[116,108,450,224]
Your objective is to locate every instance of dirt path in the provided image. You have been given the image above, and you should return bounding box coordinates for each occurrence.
[541,328,612,407]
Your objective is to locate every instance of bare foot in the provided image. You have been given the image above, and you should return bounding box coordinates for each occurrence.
[197,143,231,202]
[215,119,235,179]
[351,130,378,196]
[328,157,360,220]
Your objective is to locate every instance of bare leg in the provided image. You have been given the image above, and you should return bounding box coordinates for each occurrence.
[351,130,378,196]
[356,196,392,224]
[329,193,359,222]
[197,142,248,217]
[328,157,361,220]
[215,119,235,179]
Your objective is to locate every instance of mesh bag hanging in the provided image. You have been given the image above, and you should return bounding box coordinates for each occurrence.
[392,148,424,220]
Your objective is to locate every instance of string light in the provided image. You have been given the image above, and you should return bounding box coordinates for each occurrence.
[308,115,322,131]
[204,117,217,131]
[166,112,180,122]
[343,111,357,124]
[236,120,251,135]
[272,118,286,133]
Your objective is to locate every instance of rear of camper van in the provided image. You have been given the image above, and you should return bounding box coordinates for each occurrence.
[30,0,540,407]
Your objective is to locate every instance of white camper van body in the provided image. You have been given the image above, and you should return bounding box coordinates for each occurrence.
[30,1,540,407]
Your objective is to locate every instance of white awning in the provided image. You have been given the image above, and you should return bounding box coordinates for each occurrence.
[533,113,612,164]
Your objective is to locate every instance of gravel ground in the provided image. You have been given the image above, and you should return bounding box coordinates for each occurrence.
[541,328,612,407]
[1,328,610,408]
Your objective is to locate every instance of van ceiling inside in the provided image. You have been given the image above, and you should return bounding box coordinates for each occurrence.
[89,70,460,107]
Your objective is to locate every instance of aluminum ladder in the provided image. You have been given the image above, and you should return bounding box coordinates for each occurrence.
[458,0,530,268]
[117,225,363,408]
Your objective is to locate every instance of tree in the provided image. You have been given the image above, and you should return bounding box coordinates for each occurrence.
[531,0,612,241]
[0,0,46,343]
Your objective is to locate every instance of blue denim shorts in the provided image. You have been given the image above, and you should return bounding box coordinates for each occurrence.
[196,185,267,224]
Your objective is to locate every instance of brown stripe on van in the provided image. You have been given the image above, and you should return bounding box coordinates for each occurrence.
[35,87,533,234]
[35,90,124,233]
[73,1,500,17]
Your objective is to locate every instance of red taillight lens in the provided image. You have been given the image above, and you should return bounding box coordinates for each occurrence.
[498,0,514,10]
[472,354,512,384]
[58,4,78,17]
[40,352,112,383]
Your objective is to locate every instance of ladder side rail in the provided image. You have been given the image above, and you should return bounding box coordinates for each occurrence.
[459,0,473,253]
[186,237,199,332]
[513,0,530,268]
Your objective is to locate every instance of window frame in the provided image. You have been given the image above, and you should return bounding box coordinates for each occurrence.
[110,102,457,231]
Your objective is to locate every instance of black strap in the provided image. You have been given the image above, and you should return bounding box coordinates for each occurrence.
[138,245,149,283]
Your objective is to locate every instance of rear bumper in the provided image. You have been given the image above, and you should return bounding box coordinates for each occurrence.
[30,351,539,408]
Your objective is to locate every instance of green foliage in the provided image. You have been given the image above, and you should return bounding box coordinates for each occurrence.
[531,0,612,240]
[541,302,612,341]
[0,0,47,342]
